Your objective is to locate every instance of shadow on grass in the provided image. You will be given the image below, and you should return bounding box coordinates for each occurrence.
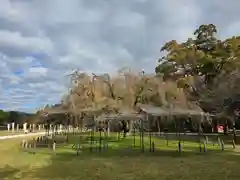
[33,132,232,159]
[0,165,21,179]
[27,145,240,180]
[60,147,229,159]
[161,133,240,145]
[33,133,230,154]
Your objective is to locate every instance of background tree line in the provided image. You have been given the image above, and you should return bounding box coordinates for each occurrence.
[0,109,34,125]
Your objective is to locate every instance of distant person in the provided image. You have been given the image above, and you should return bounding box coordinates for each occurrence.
[121,120,129,138]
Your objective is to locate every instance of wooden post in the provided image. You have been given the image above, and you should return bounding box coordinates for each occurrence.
[76,124,79,134]
[149,131,152,152]
[152,141,155,152]
[103,141,108,151]
[149,116,152,152]
[99,129,102,152]
[203,140,207,152]
[12,122,15,133]
[25,140,28,149]
[33,138,36,148]
[90,129,92,152]
[81,114,84,132]
[221,140,224,151]
[198,114,203,152]
[129,120,133,136]
[205,136,209,144]
[7,123,10,132]
[157,118,160,136]
[21,140,26,148]
[90,125,93,152]
[139,121,142,149]
[76,143,80,156]
[104,123,108,151]
[16,124,19,132]
[117,120,121,140]
[133,120,136,148]
[92,118,95,148]
[32,124,35,133]
[199,142,202,152]
[232,139,236,149]
[177,117,182,154]
[217,136,221,146]
[178,141,182,154]
[53,141,56,154]
[141,117,144,152]
[165,116,169,146]
[107,121,110,137]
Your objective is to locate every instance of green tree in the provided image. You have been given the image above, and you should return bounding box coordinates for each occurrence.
[0,109,9,124]
[156,24,240,85]
[155,24,240,141]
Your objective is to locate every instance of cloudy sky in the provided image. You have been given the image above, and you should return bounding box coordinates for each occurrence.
[0,0,239,113]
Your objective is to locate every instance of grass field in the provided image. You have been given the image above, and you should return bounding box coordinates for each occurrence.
[0,130,25,136]
[0,133,240,180]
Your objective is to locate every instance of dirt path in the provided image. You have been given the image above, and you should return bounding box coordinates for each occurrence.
[0,130,65,140]
[0,132,48,140]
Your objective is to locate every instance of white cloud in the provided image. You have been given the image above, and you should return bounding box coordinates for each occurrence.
[113,11,145,28]
[0,0,24,22]
[0,30,53,54]
[46,0,104,24]
[222,22,240,38]
[28,67,48,76]
[0,0,239,112]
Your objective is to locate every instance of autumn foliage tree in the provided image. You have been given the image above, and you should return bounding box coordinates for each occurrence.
[155,24,240,134]
[64,68,201,117]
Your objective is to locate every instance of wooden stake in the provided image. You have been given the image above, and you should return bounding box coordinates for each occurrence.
[203,140,207,152]
[53,141,56,154]
[141,118,144,152]
[232,139,236,149]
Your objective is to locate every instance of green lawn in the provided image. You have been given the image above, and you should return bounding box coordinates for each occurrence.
[0,130,24,136]
[0,133,240,180]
